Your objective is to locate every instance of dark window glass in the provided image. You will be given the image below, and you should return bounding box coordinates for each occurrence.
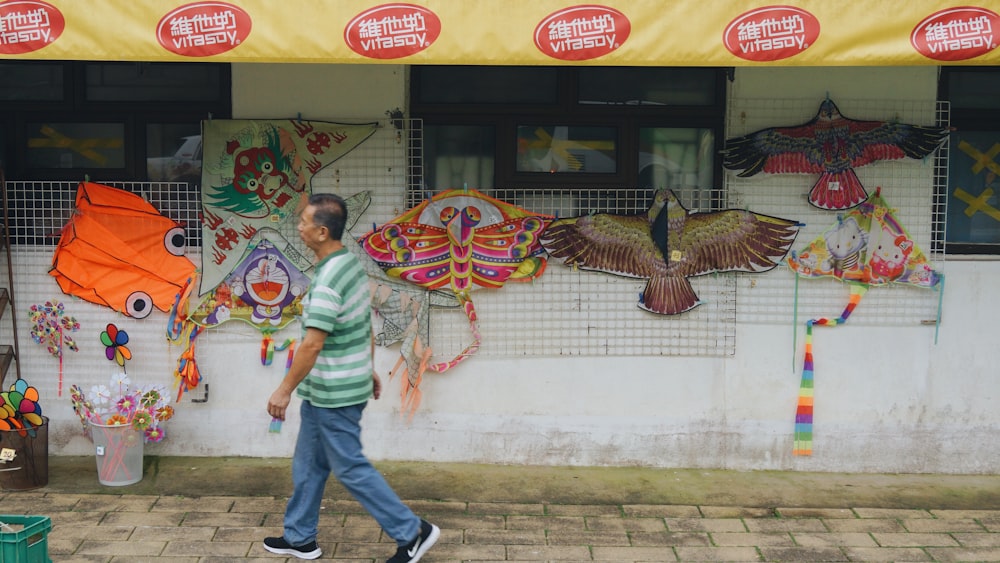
[945,130,1000,248]
[146,124,203,183]
[0,61,229,182]
[412,65,725,213]
[578,67,719,106]
[946,69,1000,110]
[939,67,1000,254]
[424,125,495,190]
[416,66,558,104]
[86,62,224,102]
[638,127,715,192]
[516,125,617,173]
[25,122,125,169]
[0,62,64,101]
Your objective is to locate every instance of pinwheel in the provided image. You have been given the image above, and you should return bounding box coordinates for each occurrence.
[101,323,132,369]
[786,187,942,455]
[0,378,44,432]
[27,300,80,396]
[723,98,949,210]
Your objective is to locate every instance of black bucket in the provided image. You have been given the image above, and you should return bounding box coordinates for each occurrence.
[0,417,49,491]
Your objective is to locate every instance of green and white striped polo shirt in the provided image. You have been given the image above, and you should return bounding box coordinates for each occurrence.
[295,247,373,408]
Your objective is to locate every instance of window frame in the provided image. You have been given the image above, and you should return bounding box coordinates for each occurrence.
[410,65,728,199]
[938,66,1000,255]
[0,61,231,182]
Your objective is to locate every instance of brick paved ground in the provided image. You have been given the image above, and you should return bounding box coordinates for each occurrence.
[4,457,1000,562]
[6,493,999,562]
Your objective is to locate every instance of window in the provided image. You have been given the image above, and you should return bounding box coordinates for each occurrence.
[0,61,230,183]
[410,66,726,214]
[939,66,1000,255]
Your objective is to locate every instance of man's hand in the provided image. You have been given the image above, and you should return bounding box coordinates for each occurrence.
[372,371,382,400]
[267,388,292,421]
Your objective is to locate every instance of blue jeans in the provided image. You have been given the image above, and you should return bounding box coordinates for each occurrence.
[283,400,420,546]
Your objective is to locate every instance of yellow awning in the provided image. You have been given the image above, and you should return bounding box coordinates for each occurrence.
[1,1,996,66]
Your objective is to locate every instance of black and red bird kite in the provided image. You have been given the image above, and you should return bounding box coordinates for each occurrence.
[722,99,949,210]
[540,189,800,315]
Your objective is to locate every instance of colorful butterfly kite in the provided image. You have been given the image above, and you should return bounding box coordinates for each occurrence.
[343,232,459,417]
[359,188,551,373]
[786,187,942,455]
[722,98,949,210]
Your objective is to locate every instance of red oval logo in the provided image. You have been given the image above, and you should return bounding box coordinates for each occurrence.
[911,6,999,61]
[344,3,441,60]
[0,0,64,55]
[157,2,252,57]
[534,5,630,61]
[723,5,820,62]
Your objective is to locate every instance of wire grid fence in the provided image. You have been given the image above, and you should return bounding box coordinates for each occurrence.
[414,186,739,360]
[2,101,951,389]
[0,118,423,400]
[725,98,949,327]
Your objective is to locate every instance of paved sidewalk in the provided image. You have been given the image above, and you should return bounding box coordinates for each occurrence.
[5,457,1000,562]
[12,493,1000,562]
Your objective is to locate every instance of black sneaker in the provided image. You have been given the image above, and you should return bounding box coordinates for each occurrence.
[263,536,322,560]
[387,519,440,563]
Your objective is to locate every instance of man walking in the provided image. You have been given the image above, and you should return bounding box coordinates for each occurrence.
[265,193,439,562]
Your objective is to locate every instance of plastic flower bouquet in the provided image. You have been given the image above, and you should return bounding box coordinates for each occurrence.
[69,372,173,443]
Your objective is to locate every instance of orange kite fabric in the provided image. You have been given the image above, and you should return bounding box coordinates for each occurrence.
[50,182,197,319]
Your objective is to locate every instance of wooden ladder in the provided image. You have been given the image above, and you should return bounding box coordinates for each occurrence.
[0,168,21,389]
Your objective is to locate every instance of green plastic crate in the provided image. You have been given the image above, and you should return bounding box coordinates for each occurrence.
[0,515,51,563]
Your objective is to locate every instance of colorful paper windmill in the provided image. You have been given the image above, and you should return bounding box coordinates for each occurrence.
[786,187,942,455]
[0,378,44,432]
[101,323,132,368]
[359,188,551,374]
[28,300,80,396]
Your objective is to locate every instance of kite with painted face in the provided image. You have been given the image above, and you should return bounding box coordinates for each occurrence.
[50,182,196,319]
[786,187,942,455]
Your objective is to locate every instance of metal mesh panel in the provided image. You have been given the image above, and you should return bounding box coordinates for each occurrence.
[726,98,949,327]
[1,118,424,401]
[414,186,738,359]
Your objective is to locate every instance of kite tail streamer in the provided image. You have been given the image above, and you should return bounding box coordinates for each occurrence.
[173,324,203,402]
[261,334,273,365]
[428,293,481,373]
[389,337,433,420]
[167,274,197,341]
[793,283,868,456]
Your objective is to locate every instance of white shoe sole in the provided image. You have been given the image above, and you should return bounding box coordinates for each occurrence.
[263,543,322,560]
[407,524,440,563]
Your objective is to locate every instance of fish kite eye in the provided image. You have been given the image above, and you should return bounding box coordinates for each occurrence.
[164,226,187,256]
[125,291,154,319]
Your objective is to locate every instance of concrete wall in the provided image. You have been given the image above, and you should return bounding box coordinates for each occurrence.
[41,64,1000,474]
